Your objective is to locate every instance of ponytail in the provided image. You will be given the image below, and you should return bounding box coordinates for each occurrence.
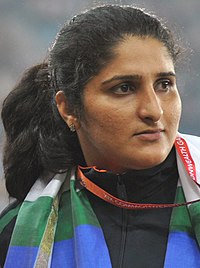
[1,63,82,201]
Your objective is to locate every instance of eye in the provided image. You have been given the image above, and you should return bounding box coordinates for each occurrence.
[155,79,174,92]
[111,82,136,95]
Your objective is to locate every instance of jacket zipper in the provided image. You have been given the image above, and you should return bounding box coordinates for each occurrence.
[117,175,128,268]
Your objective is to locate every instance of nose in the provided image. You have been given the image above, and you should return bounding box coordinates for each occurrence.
[137,88,163,123]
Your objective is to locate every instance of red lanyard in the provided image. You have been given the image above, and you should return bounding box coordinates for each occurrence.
[77,136,200,210]
[175,136,197,184]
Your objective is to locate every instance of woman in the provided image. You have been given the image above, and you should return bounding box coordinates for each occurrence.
[0,5,200,268]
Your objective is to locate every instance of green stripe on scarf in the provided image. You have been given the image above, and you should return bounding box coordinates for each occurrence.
[55,180,101,243]
[189,202,200,245]
[54,190,73,242]
[170,186,193,235]
[10,196,54,246]
[70,180,102,228]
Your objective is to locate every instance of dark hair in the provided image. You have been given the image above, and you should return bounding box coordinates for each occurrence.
[1,5,181,200]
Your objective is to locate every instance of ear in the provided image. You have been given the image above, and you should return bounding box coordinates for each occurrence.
[55,91,80,129]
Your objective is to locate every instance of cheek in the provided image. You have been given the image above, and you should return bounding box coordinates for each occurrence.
[83,102,129,132]
[172,95,182,123]
[164,93,182,131]
[80,107,133,153]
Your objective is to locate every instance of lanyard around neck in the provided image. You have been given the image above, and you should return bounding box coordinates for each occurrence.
[77,136,200,210]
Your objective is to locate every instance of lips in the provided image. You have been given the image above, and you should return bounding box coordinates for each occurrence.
[135,129,164,135]
[134,129,164,141]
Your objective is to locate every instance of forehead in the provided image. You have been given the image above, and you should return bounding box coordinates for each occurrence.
[100,36,175,78]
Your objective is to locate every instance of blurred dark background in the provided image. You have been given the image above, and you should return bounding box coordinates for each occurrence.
[0,0,199,210]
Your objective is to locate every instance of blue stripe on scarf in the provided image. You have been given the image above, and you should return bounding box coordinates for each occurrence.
[52,225,112,267]
[4,246,38,268]
[164,231,200,268]
[51,239,75,267]
[74,224,112,268]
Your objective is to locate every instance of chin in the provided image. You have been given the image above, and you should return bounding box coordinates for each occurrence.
[133,153,169,170]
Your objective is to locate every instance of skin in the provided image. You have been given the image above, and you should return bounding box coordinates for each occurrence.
[56,36,182,173]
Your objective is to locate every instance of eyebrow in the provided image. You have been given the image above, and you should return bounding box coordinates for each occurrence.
[101,72,176,85]
[102,75,141,85]
[157,72,176,78]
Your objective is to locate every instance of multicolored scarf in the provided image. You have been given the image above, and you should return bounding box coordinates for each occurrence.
[1,133,200,267]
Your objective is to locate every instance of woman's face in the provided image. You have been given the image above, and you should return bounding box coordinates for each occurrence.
[76,36,181,172]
